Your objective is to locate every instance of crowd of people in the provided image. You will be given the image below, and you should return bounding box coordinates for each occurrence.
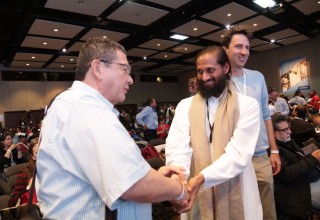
[1,25,320,220]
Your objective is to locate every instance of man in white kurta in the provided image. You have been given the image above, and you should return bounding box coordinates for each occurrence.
[166,46,262,220]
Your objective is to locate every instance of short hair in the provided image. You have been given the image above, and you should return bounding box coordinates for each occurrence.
[147,98,155,106]
[268,87,277,94]
[195,46,231,80]
[221,25,253,48]
[75,36,126,81]
[294,90,301,97]
[271,114,289,131]
[0,132,12,142]
[294,105,307,118]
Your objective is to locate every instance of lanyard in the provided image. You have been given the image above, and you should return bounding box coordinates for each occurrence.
[206,99,214,143]
[233,71,246,95]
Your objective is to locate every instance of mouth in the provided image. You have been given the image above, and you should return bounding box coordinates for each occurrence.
[203,79,215,88]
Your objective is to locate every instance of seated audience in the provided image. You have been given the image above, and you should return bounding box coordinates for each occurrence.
[311,113,320,133]
[290,105,320,148]
[289,90,307,106]
[272,114,320,219]
[0,132,26,181]
[156,118,170,139]
[268,87,290,115]
[8,137,39,207]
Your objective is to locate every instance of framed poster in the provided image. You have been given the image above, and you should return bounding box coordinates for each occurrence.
[279,57,309,94]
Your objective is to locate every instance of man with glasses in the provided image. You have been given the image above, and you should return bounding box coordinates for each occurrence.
[272,114,320,219]
[36,36,188,220]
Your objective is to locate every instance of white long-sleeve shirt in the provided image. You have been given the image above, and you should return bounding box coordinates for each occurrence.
[166,92,262,220]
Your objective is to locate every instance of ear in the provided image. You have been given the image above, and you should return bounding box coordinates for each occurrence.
[222,46,228,52]
[90,59,103,81]
[223,62,230,74]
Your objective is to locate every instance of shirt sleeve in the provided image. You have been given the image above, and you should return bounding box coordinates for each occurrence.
[200,96,260,188]
[260,74,271,121]
[165,98,193,178]
[136,107,148,126]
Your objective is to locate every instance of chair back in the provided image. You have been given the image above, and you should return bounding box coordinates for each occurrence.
[5,163,29,178]
[7,175,18,189]
[0,179,12,195]
[0,195,11,210]
[149,138,165,146]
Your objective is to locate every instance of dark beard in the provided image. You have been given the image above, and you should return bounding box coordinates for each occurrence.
[197,76,227,98]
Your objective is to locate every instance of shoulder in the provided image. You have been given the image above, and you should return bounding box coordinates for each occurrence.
[237,93,259,111]
[244,68,265,81]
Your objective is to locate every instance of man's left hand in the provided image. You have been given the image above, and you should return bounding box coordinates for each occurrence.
[270,153,281,175]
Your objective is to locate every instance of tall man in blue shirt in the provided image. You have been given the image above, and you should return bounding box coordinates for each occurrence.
[136,98,158,142]
[222,26,281,220]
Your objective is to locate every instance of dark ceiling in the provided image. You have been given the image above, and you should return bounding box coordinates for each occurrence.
[0,0,319,77]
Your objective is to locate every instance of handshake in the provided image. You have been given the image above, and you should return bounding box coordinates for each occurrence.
[158,166,204,213]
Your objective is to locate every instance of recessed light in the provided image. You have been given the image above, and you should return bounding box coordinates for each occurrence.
[226,25,231,29]
[227,13,232,17]
[103,36,107,39]
[164,55,168,58]
[43,42,47,45]
[26,63,30,66]
[221,35,224,38]
[70,58,74,61]
[270,39,275,43]
[143,56,147,60]
[193,27,198,31]
[62,48,67,52]
[184,48,188,51]
[170,34,189,40]
[157,43,161,47]
[253,23,258,27]
[31,56,35,59]
[61,65,64,68]
[54,29,59,32]
[253,0,276,8]
[318,1,320,4]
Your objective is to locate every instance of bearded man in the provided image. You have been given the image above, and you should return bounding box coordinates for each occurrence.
[166,46,263,220]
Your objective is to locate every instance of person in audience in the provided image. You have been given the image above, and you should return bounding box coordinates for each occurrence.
[156,117,170,139]
[16,132,29,159]
[290,105,320,148]
[272,114,320,219]
[189,77,198,95]
[289,90,307,106]
[36,36,188,220]
[0,132,25,181]
[222,25,280,220]
[311,113,320,133]
[8,137,39,207]
[136,98,159,142]
[269,87,290,116]
[166,46,262,219]
[307,90,320,114]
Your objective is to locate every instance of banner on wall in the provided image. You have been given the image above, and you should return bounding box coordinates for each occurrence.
[279,57,309,94]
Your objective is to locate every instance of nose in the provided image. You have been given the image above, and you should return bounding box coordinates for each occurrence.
[200,71,211,82]
[128,75,133,85]
[240,47,248,55]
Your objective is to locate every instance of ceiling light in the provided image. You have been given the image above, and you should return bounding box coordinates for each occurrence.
[184,48,188,51]
[54,29,59,32]
[227,13,232,16]
[43,42,47,45]
[170,34,189,40]
[164,55,168,58]
[70,58,74,61]
[61,65,64,68]
[193,27,198,31]
[62,48,67,52]
[270,39,275,43]
[31,56,35,59]
[253,23,258,27]
[157,43,161,47]
[103,36,107,39]
[26,63,30,66]
[143,56,147,60]
[221,35,224,38]
[253,0,276,8]
[226,25,231,29]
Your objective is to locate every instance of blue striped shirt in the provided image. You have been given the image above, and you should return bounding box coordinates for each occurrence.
[36,81,151,220]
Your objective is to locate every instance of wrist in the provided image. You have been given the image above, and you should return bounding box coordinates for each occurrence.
[271,150,279,154]
[7,149,11,152]
[175,179,185,201]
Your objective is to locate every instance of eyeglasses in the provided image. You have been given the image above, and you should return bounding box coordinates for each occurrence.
[276,127,290,132]
[99,59,131,74]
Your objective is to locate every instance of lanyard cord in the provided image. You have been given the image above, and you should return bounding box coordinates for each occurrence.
[206,99,214,143]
